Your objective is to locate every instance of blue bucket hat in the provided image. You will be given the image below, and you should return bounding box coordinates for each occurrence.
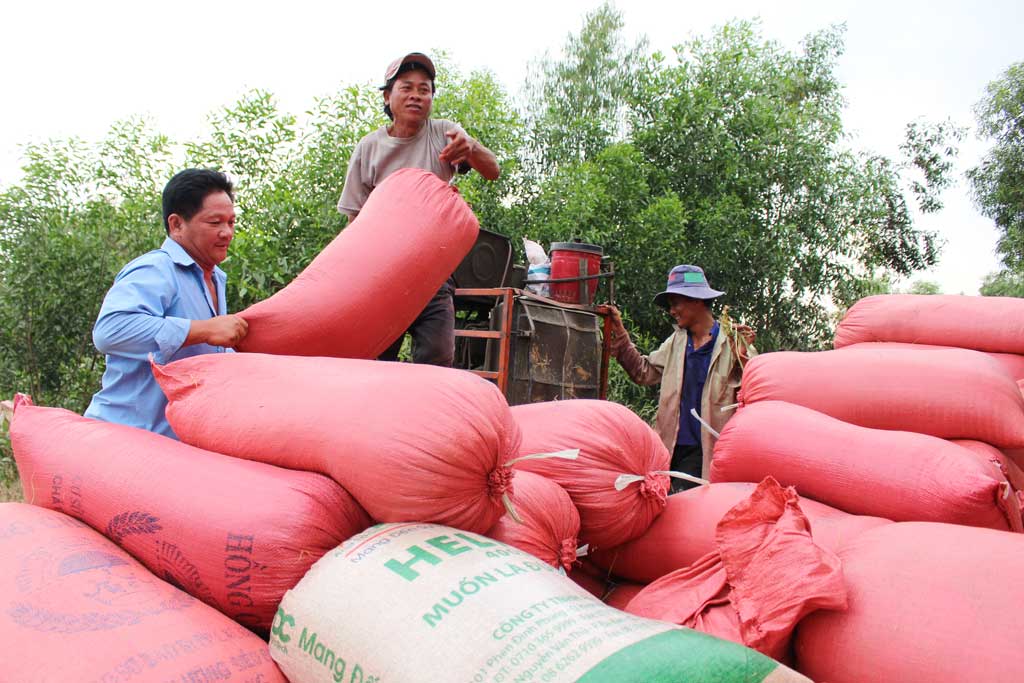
[652,265,724,308]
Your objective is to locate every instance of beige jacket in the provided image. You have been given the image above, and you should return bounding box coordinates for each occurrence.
[614,326,755,478]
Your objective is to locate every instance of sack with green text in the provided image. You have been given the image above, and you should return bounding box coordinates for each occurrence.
[0,503,286,683]
[269,523,811,683]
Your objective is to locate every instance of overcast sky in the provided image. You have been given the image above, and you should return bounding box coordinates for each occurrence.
[1,0,1020,293]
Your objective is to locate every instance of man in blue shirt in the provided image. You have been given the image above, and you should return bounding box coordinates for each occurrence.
[84,169,249,438]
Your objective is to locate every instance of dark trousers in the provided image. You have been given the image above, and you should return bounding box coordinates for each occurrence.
[670,443,703,494]
[377,280,455,367]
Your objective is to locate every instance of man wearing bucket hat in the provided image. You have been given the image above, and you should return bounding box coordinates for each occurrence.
[337,51,500,366]
[604,265,756,492]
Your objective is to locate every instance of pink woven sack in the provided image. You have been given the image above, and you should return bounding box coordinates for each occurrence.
[485,471,580,571]
[834,294,1024,354]
[838,340,1024,381]
[510,399,671,551]
[156,352,520,533]
[795,521,1024,683]
[567,559,611,599]
[590,482,889,584]
[953,439,1024,526]
[711,401,1021,531]
[10,395,371,632]
[624,479,847,661]
[739,347,1024,448]
[236,168,479,358]
[0,503,286,683]
[604,582,645,610]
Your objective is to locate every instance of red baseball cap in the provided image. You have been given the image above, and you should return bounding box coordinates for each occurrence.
[380,52,436,89]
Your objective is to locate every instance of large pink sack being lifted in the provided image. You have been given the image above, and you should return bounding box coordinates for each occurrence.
[795,522,1024,683]
[155,352,520,534]
[711,401,1021,531]
[485,471,580,571]
[590,482,889,584]
[236,168,479,358]
[625,479,847,662]
[834,294,1024,354]
[839,340,1024,382]
[0,503,286,683]
[510,400,671,551]
[739,347,1024,448]
[9,396,370,632]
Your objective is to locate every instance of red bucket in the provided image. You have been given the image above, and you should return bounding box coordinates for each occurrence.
[549,241,603,304]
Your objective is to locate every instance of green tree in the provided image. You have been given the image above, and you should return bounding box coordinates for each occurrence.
[980,269,1024,297]
[522,2,647,173]
[429,53,526,235]
[968,62,1024,275]
[907,280,941,295]
[625,21,951,350]
[0,120,172,411]
[901,119,966,213]
[508,143,688,337]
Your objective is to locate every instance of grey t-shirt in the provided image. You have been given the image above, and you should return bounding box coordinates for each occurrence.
[337,118,465,218]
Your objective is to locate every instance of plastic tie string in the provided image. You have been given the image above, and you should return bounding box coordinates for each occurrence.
[614,470,709,491]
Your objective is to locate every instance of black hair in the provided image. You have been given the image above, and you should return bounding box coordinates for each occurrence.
[162,169,235,234]
[382,63,436,121]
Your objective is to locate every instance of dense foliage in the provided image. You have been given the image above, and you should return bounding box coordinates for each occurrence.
[0,6,963,483]
[969,61,1024,289]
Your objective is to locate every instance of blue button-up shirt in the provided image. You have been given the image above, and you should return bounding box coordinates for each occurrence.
[84,237,231,438]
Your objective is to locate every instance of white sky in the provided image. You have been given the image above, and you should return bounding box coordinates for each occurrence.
[1,0,1021,293]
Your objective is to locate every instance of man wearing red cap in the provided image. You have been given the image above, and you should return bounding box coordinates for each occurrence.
[338,52,500,367]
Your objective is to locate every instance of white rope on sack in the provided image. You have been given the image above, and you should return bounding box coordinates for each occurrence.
[502,449,581,524]
[689,408,721,438]
[558,544,590,576]
[614,407,724,491]
[986,458,1013,501]
[506,449,581,467]
[613,470,709,490]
